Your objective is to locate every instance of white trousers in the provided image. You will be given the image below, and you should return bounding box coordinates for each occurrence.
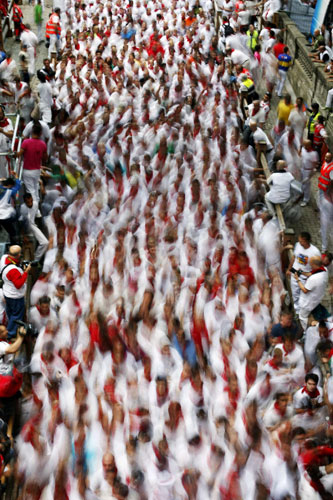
[39,103,52,124]
[301,168,313,203]
[290,275,307,314]
[37,23,43,42]
[299,308,311,330]
[27,47,35,76]
[320,196,333,252]
[326,88,333,109]
[276,69,288,97]
[22,169,41,203]
[48,34,60,57]
[30,222,48,260]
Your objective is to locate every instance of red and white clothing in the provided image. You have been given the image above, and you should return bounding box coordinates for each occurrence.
[1,255,27,299]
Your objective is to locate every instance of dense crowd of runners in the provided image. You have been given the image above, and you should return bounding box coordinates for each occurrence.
[0,0,331,497]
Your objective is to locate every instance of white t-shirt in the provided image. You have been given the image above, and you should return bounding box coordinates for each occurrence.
[292,242,321,273]
[253,127,273,150]
[299,268,328,312]
[301,148,319,171]
[266,171,294,203]
[288,108,307,139]
[0,341,13,376]
[293,385,323,410]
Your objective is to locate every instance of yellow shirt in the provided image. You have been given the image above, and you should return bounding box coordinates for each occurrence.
[277,101,294,124]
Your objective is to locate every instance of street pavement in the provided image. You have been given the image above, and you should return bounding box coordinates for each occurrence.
[5,0,52,91]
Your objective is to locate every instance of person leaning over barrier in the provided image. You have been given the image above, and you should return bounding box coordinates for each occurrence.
[0,246,31,339]
[264,160,295,217]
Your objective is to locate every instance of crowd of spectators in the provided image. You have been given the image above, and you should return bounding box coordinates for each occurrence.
[0,0,330,498]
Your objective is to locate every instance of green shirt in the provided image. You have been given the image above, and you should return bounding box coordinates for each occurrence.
[34,4,42,24]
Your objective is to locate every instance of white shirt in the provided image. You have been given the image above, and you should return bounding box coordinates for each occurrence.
[299,268,328,312]
[38,81,53,107]
[292,242,321,273]
[288,108,307,139]
[301,148,318,171]
[266,171,294,203]
[253,127,273,150]
[0,340,13,375]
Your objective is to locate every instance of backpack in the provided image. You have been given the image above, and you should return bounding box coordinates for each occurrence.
[0,264,11,289]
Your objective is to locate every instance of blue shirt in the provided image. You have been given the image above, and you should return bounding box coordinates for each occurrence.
[0,179,21,202]
[171,333,197,367]
[278,53,292,72]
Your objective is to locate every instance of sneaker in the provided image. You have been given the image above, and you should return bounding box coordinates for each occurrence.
[300,201,308,207]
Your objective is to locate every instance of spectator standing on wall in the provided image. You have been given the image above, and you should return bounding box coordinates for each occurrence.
[0,246,31,339]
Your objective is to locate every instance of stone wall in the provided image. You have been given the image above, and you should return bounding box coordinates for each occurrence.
[278,12,333,150]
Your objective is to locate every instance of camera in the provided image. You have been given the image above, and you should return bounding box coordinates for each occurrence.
[290,267,302,277]
[14,320,39,338]
[21,260,39,268]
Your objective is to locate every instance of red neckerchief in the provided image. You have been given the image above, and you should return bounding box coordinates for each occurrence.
[301,385,320,398]
[104,381,117,404]
[245,362,257,388]
[224,386,239,411]
[190,379,204,406]
[268,358,280,370]
[311,266,326,275]
[282,344,294,356]
[288,133,295,146]
[0,118,9,128]
[259,375,271,399]
[222,352,231,382]
[62,352,78,373]
[274,400,287,417]
[36,305,49,317]
[5,255,19,265]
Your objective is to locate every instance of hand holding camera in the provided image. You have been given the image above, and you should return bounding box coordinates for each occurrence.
[22,260,39,273]
[290,267,302,277]
[17,326,27,337]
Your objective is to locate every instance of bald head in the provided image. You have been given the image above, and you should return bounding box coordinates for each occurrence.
[9,245,22,257]
[276,160,286,170]
[310,256,323,268]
